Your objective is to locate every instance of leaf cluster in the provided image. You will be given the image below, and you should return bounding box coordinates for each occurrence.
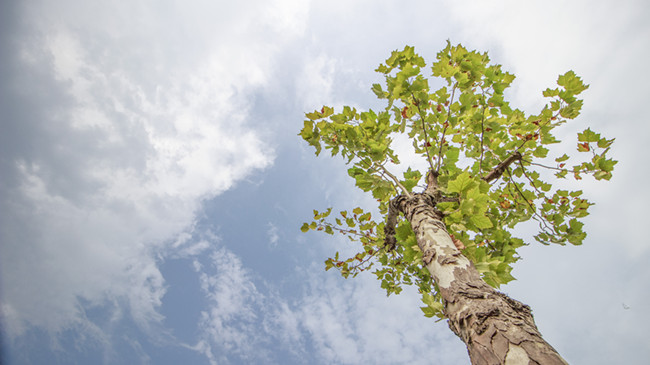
[299,43,617,319]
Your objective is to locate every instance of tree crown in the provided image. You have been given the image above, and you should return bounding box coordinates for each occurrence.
[299,43,616,318]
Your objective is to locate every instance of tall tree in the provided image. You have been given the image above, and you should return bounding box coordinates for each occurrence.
[299,43,616,364]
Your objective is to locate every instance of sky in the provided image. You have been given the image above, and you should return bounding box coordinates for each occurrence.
[1,0,649,364]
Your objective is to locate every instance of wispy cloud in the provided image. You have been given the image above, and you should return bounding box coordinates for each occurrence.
[183,245,468,365]
[267,223,280,248]
[191,248,266,364]
[271,268,468,364]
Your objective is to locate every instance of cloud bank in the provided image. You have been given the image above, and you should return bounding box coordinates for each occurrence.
[0,0,307,341]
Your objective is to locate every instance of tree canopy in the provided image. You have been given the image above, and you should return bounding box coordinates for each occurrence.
[300,42,616,319]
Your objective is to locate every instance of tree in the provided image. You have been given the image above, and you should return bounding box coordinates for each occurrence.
[299,43,616,364]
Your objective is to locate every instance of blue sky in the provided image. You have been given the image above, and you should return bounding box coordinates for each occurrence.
[1,0,649,364]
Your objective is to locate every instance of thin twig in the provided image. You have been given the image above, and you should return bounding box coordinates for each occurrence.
[522,160,565,171]
[504,167,555,236]
[377,164,413,198]
[349,249,380,271]
[323,224,366,238]
[436,84,457,173]
[518,160,544,196]
[515,109,563,153]
[410,93,435,171]
[521,158,593,175]
[479,90,487,172]
[344,146,411,198]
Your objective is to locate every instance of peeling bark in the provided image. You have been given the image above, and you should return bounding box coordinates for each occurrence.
[391,193,568,365]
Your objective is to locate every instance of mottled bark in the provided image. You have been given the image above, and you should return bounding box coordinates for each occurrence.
[391,193,567,365]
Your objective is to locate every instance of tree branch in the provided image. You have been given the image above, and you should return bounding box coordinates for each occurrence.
[479,89,488,172]
[377,164,413,198]
[518,159,544,196]
[436,84,457,173]
[383,196,404,251]
[482,151,523,183]
[384,170,457,252]
[521,158,593,176]
[411,92,435,171]
[425,169,459,205]
[425,169,440,195]
[504,167,555,238]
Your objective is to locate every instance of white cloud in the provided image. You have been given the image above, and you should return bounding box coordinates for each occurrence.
[191,248,265,364]
[268,266,468,364]
[185,247,468,364]
[0,0,308,343]
[267,222,280,248]
[297,53,338,109]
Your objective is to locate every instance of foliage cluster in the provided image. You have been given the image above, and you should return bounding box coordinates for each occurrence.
[299,43,616,318]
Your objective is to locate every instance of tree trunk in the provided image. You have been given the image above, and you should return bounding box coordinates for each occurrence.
[393,194,568,365]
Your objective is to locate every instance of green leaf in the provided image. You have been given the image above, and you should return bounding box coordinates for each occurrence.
[593,170,611,180]
[560,100,583,119]
[543,88,559,97]
[555,154,570,163]
[421,293,436,306]
[447,172,476,194]
[533,146,549,158]
[299,120,314,139]
[348,167,375,191]
[402,167,422,192]
[371,83,386,98]
[395,220,414,242]
[597,137,615,148]
[300,223,310,232]
[411,76,429,92]
[321,106,335,117]
[597,157,617,172]
[445,146,460,165]
[557,70,589,95]
[578,128,600,143]
[325,258,334,271]
[359,212,372,222]
[569,190,583,197]
[577,142,590,152]
[420,299,444,318]
[470,215,493,229]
